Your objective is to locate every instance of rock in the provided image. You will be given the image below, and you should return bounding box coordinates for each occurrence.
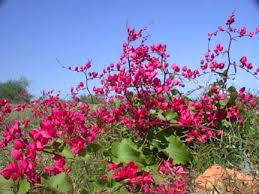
[195,164,258,193]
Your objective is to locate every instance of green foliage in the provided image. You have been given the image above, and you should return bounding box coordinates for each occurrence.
[111,138,148,167]
[191,109,258,173]
[0,77,32,103]
[164,109,178,123]
[0,16,258,194]
[0,175,14,194]
[42,172,73,193]
[60,144,74,159]
[150,108,178,123]
[17,179,30,194]
[163,135,191,164]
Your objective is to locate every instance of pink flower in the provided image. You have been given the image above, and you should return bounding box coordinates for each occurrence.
[240,56,247,64]
[218,26,225,31]
[1,162,21,180]
[173,177,187,192]
[44,155,67,175]
[8,122,21,137]
[129,172,153,186]
[143,185,151,194]
[155,86,163,94]
[44,166,60,175]
[249,32,254,37]
[215,130,223,137]
[171,64,180,72]
[10,149,22,160]
[239,26,246,37]
[225,13,235,25]
[13,139,25,150]
[108,163,122,170]
[69,136,85,154]
[54,155,66,169]
[77,81,84,89]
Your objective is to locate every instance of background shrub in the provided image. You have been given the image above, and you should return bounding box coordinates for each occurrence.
[0,77,32,103]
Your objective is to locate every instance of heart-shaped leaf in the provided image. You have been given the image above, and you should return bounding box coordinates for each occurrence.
[42,172,72,193]
[0,175,14,194]
[17,179,30,194]
[163,135,191,164]
[111,139,147,166]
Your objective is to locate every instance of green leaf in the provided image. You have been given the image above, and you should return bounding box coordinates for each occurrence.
[164,109,178,120]
[81,175,116,193]
[156,109,166,121]
[163,135,191,164]
[150,139,160,150]
[111,139,147,166]
[157,113,166,121]
[152,109,178,123]
[163,109,178,123]
[61,144,74,159]
[42,172,73,193]
[0,176,14,194]
[17,179,30,194]
[0,175,14,190]
[0,175,14,194]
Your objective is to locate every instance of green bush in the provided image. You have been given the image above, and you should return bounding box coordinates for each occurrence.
[0,77,32,103]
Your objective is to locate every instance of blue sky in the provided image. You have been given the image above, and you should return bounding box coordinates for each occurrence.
[0,0,258,98]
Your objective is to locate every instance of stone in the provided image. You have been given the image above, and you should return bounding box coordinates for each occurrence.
[195,164,258,193]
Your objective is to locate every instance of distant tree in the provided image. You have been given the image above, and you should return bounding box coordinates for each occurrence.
[0,77,32,103]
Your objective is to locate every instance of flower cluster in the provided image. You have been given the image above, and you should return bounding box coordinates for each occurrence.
[108,160,187,194]
[0,13,258,193]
